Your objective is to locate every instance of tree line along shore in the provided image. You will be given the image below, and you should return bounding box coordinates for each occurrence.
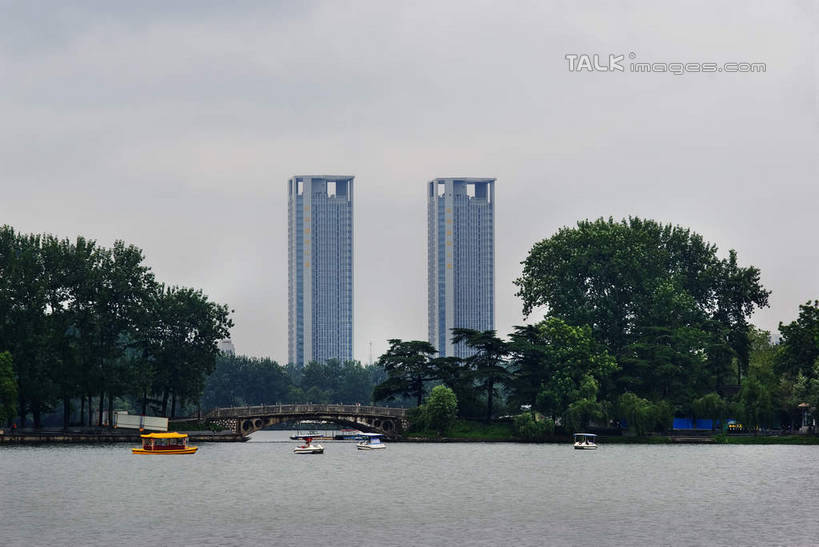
[1,217,818,444]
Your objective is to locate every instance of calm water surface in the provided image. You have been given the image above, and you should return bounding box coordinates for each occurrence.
[2,431,818,546]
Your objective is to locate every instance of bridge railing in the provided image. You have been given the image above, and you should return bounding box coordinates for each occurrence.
[207,404,408,419]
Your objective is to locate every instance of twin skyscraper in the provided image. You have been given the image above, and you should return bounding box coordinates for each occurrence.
[287,175,495,366]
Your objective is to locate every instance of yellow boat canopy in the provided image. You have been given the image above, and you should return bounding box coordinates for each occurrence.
[140,432,188,439]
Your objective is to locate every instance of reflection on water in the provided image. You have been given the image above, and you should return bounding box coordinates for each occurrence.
[2,431,819,546]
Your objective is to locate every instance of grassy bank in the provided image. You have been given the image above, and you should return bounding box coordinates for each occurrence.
[714,434,819,445]
[597,435,673,444]
[405,419,515,441]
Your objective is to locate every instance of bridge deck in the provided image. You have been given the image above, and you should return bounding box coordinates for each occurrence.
[207,404,408,419]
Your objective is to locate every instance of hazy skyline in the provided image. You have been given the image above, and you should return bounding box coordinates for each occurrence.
[0,1,816,363]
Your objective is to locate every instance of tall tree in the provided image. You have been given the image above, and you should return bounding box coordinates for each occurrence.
[1,231,56,427]
[515,217,769,400]
[617,392,655,436]
[450,329,510,423]
[739,376,773,433]
[507,324,552,414]
[0,225,234,427]
[423,385,458,435]
[95,241,157,424]
[146,285,233,417]
[777,301,819,379]
[0,351,17,425]
[692,392,727,431]
[374,340,441,406]
[508,318,617,428]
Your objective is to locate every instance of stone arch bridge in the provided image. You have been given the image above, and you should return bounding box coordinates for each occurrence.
[205,404,409,438]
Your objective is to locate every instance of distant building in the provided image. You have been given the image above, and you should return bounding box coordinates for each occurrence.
[288,175,354,365]
[427,177,495,357]
[218,339,235,355]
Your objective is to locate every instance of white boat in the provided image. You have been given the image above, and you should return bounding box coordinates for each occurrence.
[293,436,324,454]
[356,433,386,450]
[573,433,597,450]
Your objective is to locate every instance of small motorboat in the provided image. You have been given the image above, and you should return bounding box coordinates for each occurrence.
[573,433,598,450]
[294,436,324,454]
[356,433,386,450]
[132,432,198,455]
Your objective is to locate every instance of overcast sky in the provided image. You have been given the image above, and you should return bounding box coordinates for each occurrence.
[0,1,816,363]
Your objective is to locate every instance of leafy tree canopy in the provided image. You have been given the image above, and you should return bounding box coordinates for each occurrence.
[0,225,233,426]
[509,318,616,426]
[515,217,769,401]
[450,329,510,423]
[423,385,458,435]
[373,339,442,406]
[777,301,819,379]
[0,351,17,425]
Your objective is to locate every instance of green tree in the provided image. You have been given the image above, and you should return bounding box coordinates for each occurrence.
[788,362,819,432]
[88,241,157,425]
[512,413,554,441]
[40,234,80,428]
[515,217,769,401]
[146,285,233,417]
[653,399,674,433]
[617,392,655,436]
[424,385,458,435]
[0,225,234,427]
[433,355,480,418]
[0,351,18,425]
[692,392,727,431]
[450,329,510,423]
[739,376,773,433]
[202,354,293,408]
[335,361,379,404]
[510,318,616,429]
[298,359,378,404]
[507,324,552,415]
[771,304,819,429]
[565,396,606,433]
[0,230,56,427]
[777,301,819,379]
[374,340,441,406]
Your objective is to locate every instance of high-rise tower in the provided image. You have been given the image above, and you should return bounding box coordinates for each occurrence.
[288,175,354,365]
[427,177,495,357]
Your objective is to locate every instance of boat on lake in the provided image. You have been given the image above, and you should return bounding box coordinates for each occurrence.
[294,436,324,454]
[356,433,386,450]
[573,433,597,450]
[334,428,365,440]
[132,432,198,455]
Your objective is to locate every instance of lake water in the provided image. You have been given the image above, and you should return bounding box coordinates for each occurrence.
[2,431,818,546]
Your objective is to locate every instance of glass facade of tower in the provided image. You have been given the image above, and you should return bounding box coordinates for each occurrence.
[288,176,354,365]
[427,178,495,357]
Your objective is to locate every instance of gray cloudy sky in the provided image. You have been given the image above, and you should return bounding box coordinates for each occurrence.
[1,1,816,363]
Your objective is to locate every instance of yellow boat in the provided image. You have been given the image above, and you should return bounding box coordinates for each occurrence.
[132,432,198,455]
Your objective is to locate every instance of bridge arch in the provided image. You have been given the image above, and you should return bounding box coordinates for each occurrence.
[206,404,409,438]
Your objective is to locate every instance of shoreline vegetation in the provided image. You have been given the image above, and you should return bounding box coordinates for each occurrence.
[3,218,819,442]
[4,417,819,444]
[402,419,819,444]
[0,429,246,444]
[5,430,817,445]
[400,419,819,445]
